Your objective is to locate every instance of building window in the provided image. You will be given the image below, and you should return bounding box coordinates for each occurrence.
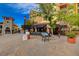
[7,21,10,23]
[77,4,79,10]
[78,9,79,13]
[78,3,79,7]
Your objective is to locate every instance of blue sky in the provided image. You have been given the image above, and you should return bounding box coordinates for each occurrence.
[0,3,38,28]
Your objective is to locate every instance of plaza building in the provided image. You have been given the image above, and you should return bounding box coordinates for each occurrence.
[56,3,79,14]
[22,3,79,34]
[74,3,79,14]
[56,3,68,11]
[0,16,19,34]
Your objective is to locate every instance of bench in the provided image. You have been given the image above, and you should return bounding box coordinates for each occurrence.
[41,32,50,41]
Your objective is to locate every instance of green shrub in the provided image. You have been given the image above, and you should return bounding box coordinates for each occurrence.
[66,32,76,38]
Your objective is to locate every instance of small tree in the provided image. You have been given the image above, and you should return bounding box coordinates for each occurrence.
[38,3,56,26]
[26,20,32,26]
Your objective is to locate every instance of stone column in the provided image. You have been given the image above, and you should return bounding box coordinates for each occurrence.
[10,27,12,34]
[2,24,5,35]
[10,20,13,34]
[35,27,37,32]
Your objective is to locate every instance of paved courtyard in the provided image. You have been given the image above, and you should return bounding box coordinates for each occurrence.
[0,34,79,56]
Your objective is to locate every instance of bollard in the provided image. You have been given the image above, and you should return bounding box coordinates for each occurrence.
[28,35,30,39]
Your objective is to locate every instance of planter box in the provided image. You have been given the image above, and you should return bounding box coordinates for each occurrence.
[67,38,76,43]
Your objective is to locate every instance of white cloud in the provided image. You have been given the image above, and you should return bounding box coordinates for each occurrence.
[7,3,38,14]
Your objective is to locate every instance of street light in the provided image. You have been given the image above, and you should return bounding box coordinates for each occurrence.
[24,16,26,33]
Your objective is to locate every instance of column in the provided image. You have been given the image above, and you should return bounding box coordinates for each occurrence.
[10,27,12,34]
[35,27,37,32]
[2,25,5,35]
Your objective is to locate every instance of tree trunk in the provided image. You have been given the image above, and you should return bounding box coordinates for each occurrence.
[49,17,52,27]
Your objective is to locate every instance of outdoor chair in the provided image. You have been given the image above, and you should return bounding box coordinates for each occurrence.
[41,32,50,41]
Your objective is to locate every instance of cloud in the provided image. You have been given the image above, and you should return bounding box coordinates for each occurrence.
[7,3,38,14]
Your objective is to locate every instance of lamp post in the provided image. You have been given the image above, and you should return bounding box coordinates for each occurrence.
[24,16,26,34]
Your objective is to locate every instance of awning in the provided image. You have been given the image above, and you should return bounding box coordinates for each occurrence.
[56,20,67,25]
[31,24,47,28]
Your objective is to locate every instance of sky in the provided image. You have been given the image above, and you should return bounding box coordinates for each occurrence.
[0,3,38,28]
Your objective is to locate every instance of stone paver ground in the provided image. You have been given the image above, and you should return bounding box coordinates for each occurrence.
[0,34,79,56]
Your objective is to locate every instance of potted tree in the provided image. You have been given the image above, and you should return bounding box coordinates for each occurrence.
[66,32,76,43]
